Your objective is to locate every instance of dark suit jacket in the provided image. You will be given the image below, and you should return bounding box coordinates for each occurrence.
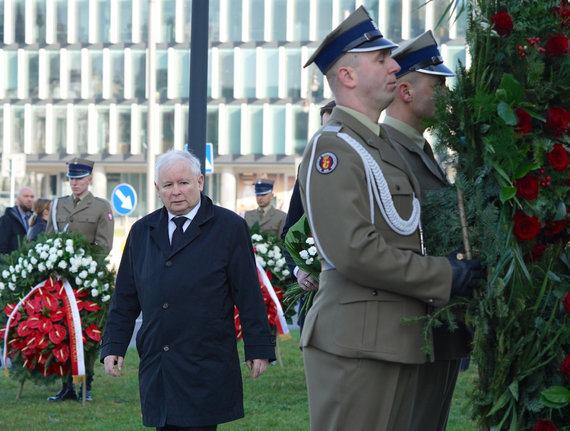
[383,123,471,360]
[100,194,275,428]
[0,206,28,254]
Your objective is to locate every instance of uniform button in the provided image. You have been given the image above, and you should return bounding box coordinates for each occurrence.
[163,345,169,352]
[371,290,378,296]
[395,185,401,191]
[162,302,169,309]
[70,218,74,222]
[165,261,173,268]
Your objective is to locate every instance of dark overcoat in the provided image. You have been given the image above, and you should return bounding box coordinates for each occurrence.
[100,195,275,428]
[0,206,27,254]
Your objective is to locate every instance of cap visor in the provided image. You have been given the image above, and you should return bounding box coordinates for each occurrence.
[348,37,399,52]
[417,63,455,77]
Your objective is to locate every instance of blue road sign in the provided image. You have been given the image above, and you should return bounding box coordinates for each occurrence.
[205,143,213,174]
[112,183,137,216]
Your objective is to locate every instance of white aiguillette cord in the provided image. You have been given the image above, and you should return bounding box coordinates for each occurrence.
[305,132,421,240]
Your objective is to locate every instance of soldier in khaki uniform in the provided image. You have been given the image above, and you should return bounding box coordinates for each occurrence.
[298,7,484,431]
[383,31,470,431]
[243,178,286,237]
[46,157,114,402]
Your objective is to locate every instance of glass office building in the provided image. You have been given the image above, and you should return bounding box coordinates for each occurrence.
[0,0,467,216]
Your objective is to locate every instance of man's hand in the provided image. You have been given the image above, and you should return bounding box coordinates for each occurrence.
[246,359,269,380]
[297,270,319,291]
[103,355,124,378]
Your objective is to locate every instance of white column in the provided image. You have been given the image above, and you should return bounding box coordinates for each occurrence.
[110,0,119,43]
[39,49,48,99]
[91,165,107,199]
[45,104,55,154]
[309,0,318,41]
[264,0,272,42]
[66,103,74,153]
[68,0,77,43]
[378,0,388,38]
[242,0,251,42]
[102,48,111,99]
[219,0,229,42]
[81,48,89,99]
[425,0,435,32]
[174,103,184,150]
[217,103,229,155]
[89,0,98,44]
[46,0,56,44]
[284,103,294,155]
[220,167,237,212]
[87,103,98,154]
[286,0,294,42]
[17,49,28,99]
[240,103,250,154]
[402,0,411,41]
[175,0,185,43]
[4,0,14,44]
[24,103,32,153]
[60,48,69,98]
[3,105,11,153]
[0,51,4,99]
[131,103,141,154]
[132,0,141,43]
[109,103,118,154]
[25,0,34,44]
[234,47,243,99]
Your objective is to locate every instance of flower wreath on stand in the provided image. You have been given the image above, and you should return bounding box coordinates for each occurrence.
[234,223,292,348]
[0,232,115,399]
[418,1,570,429]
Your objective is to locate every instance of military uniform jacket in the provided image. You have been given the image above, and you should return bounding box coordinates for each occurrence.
[244,206,286,237]
[298,108,453,364]
[46,191,114,255]
[384,123,471,360]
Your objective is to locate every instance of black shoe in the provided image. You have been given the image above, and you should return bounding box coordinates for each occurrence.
[77,386,92,402]
[47,383,77,401]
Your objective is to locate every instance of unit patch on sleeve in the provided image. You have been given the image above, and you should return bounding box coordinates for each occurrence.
[315,152,338,174]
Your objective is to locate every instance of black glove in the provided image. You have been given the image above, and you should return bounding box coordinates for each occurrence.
[446,250,485,298]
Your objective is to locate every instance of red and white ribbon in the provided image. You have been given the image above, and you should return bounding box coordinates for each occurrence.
[255,258,290,339]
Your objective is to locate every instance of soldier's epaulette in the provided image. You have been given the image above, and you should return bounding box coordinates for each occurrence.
[322,124,342,133]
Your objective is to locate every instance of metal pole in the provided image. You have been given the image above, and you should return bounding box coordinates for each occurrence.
[146,0,158,212]
[187,0,209,180]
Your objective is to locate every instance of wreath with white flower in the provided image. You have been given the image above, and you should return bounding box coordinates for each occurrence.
[0,232,114,387]
[250,232,290,282]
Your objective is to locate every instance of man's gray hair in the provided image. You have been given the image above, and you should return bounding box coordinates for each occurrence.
[155,150,201,183]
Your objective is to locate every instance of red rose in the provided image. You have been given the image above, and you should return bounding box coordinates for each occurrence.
[515,108,532,134]
[545,33,570,57]
[515,175,539,200]
[553,3,570,28]
[545,107,570,137]
[534,419,558,431]
[491,12,513,37]
[547,143,569,171]
[544,219,566,236]
[560,354,570,380]
[513,211,541,241]
[563,291,570,314]
[531,243,547,261]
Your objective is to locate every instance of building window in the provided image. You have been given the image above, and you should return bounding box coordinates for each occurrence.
[249,0,264,41]
[55,0,68,43]
[271,0,286,41]
[410,0,426,39]
[67,49,82,99]
[156,49,168,99]
[173,49,190,99]
[226,104,241,154]
[286,48,301,98]
[247,104,263,154]
[162,0,176,43]
[74,106,88,153]
[31,106,46,154]
[14,0,25,43]
[316,0,333,40]
[386,0,403,40]
[0,1,4,43]
[48,50,61,99]
[5,51,18,98]
[132,49,146,99]
[239,47,256,99]
[206,106,219,154]
[263,48,279,98]
[11,105,25,153]
[31,0,47,44]
[208,0,220,42]
[183,0,192,43]
[28,51,40,99]
[119,0,132,43]
[137,105,148,154]
[160,106,175,153]
[293,105,309,155]
[89,50,103,99]
[111,50,124,99]
[227,0,242,42]
[269,105,285,154]
[219,48,234,99]
[140,0,149,42]
[96,106,109,153]
[117,106,131,154]
[293,0,309,41]
[97,0,111,43]
[53,105,67,155]
[77,0,89,43]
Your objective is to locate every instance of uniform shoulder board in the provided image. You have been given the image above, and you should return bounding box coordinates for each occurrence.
[322,124,342,133]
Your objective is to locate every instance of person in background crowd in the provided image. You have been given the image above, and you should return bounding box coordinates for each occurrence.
[101,150,275,431]
[382,30,471,431]
[0,186,35,254]
[297,7,484,430]
[243,178,287,237]
[46,157,114,402]
[281,100,336,335]
[27,198,52,242]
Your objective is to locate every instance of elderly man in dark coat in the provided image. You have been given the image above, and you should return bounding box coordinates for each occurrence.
[101,150,275,431]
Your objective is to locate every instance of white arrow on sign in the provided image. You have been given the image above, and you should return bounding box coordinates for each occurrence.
[115,189,134,210]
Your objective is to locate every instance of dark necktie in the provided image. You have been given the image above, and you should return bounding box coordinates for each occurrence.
[171,216,186,250]
[73,197,80,207]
